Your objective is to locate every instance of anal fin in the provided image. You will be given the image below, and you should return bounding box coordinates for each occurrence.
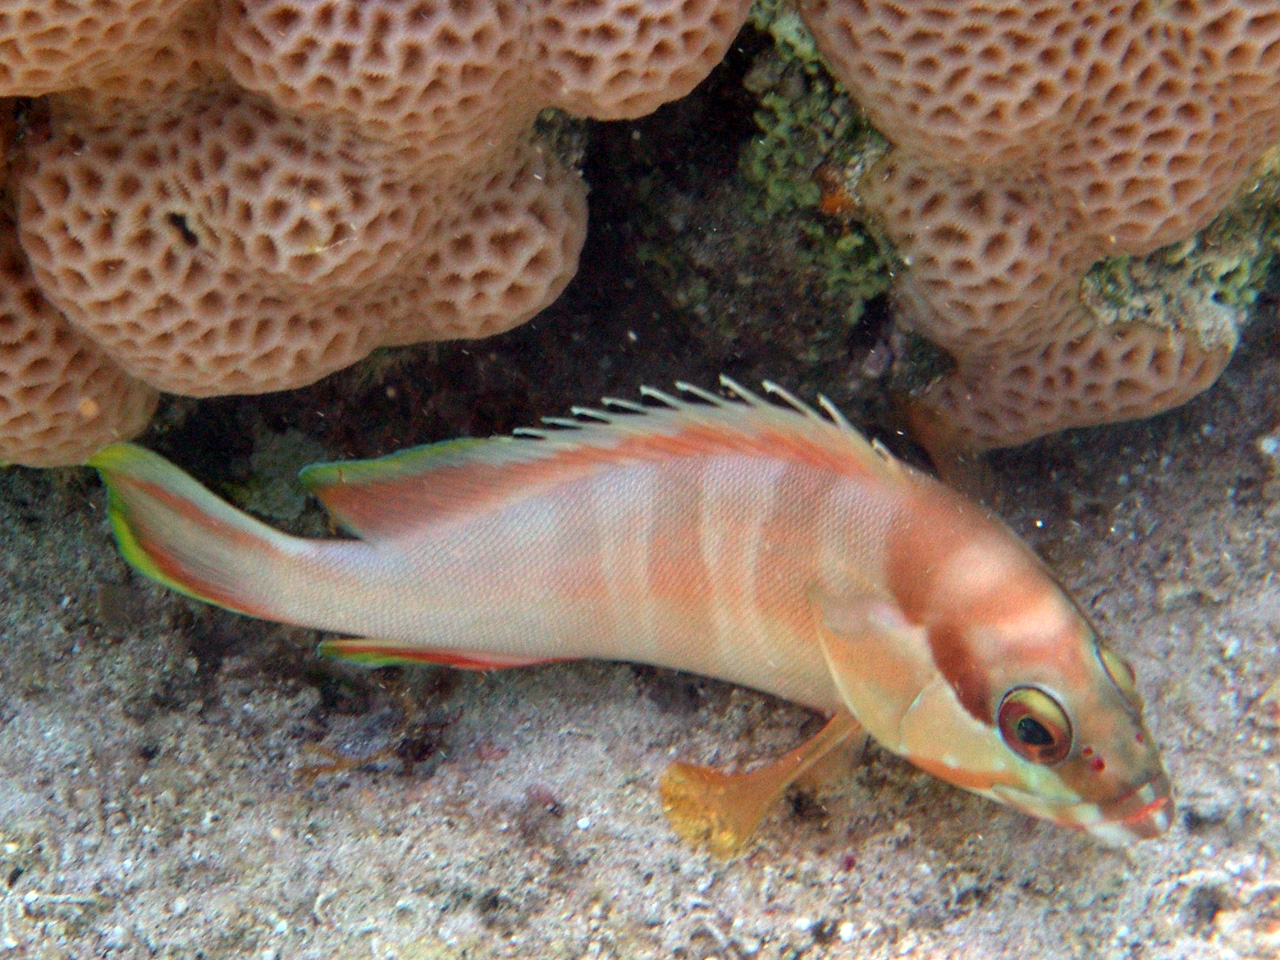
[660,710,864,857]
[320,637,560,671]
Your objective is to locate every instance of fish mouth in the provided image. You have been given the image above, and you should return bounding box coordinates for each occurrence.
[1092,774,1174,842]
[991,773,1174,844]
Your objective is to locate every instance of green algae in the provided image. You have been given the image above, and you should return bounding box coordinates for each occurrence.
[621,0,894,345]
[1082,154,1280,348]
[225,426,331,524]
[730,0,1280,385]
[737,0,892,318]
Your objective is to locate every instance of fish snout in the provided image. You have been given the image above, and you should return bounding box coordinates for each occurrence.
[1117,774,1175,838]
[1087,773,1175,845]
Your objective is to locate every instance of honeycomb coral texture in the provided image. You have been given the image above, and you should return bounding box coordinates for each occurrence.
[798,0,1279,450]
[0,0,752,465]
[0,215,157,467]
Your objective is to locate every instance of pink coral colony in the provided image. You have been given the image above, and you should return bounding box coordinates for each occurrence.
[0,0,1276,465]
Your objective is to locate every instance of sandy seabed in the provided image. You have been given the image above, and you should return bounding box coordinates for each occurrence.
[1,308,1279,959]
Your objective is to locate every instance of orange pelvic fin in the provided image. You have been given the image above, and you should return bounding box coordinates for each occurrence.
[660,710,864,856]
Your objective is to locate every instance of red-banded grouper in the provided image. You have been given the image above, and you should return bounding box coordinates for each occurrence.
[89,378,1172,852]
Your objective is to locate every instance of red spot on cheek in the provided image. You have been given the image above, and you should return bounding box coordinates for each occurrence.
[1082,746,1105,772]
[1135,732,1146,745]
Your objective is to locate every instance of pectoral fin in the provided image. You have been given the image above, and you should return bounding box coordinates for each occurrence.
[660,710,863,857]
[810,587,935,755]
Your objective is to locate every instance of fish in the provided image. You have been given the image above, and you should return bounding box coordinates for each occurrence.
[88,378,1172,852]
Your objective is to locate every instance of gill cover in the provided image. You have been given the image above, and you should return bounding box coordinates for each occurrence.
[811,588,932,754]
[814,590,1034,793]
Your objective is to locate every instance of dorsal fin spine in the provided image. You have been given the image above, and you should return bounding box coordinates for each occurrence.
[601,397,647,413]
[819,395,857,435]
[718,376,766,406]
[638,385,682,407]
[673,381,726,406]
[762,380,822,421]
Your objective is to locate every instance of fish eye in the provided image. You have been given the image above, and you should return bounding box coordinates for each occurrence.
[1098,646,1141,704]
[997,687,1072,764]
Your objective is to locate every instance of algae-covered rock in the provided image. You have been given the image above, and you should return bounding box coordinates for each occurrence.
[229,426,332,525]
[1085,148,1280,335]
[594,0,894,395]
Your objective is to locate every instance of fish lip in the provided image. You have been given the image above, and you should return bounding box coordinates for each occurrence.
[992,773,1174,840]
[1098,774,1174,839]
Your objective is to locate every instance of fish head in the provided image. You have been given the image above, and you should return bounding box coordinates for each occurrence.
[816,507,1172,843]
[982,623,1172,844]
[896,561,1172,844]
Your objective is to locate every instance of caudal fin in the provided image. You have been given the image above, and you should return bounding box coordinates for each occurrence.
[89,443,308,621]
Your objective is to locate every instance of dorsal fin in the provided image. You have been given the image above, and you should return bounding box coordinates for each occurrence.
[299,377,896,541]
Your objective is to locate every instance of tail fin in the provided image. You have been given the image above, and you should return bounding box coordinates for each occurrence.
[89,443,309,621]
